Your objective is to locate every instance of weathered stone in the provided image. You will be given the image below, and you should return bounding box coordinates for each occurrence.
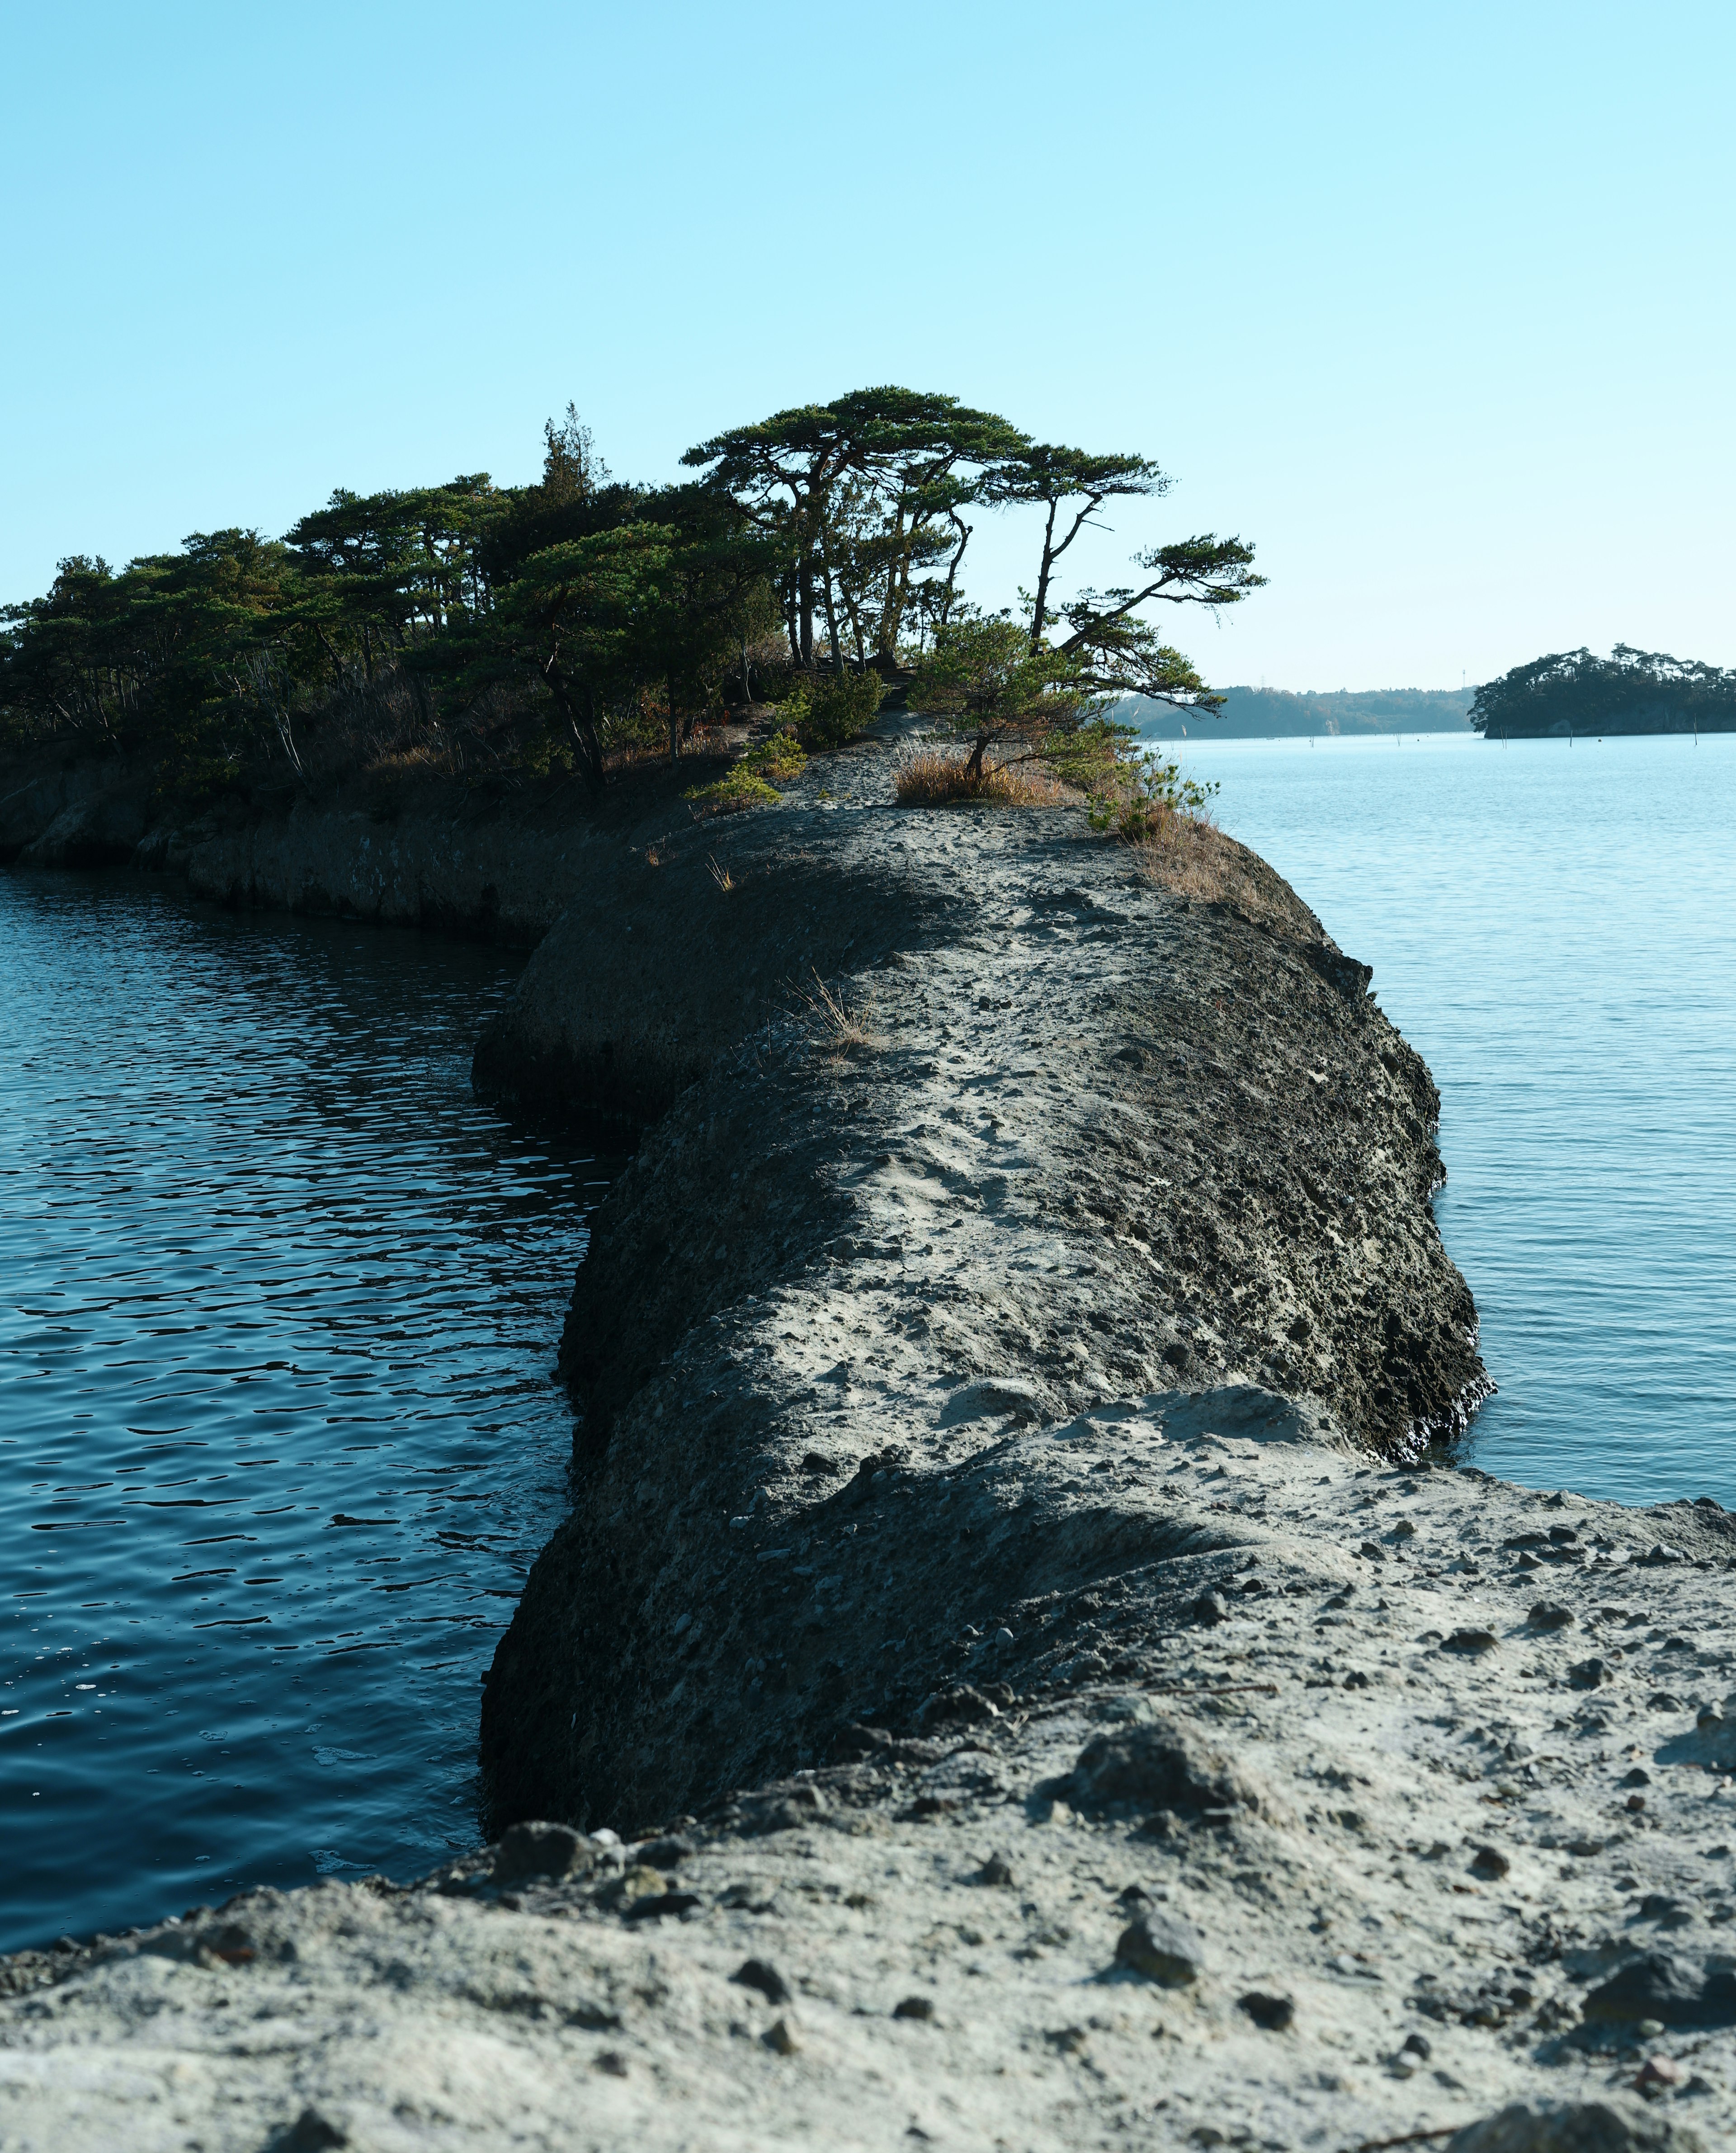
[492,1821,595,1884]
[1570,1657,1618,1689]
[636,1835,696,1870]
[1114,1911,1203,1986]
[1447,2098,1707,2150]
[1581,1953,1736,2028]
[1070,1722,1263,1818]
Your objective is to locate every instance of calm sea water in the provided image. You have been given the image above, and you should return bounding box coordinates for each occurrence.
[0,875,601,1954]
[1138,724,1736,1506]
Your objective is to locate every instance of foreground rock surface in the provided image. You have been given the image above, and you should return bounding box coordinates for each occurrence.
[12,716,1729,2149]
[6,1418,1736,2149]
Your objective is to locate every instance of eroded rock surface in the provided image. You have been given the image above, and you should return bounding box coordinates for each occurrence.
[7,1424,1736,2148]
[481,718,1484,1837]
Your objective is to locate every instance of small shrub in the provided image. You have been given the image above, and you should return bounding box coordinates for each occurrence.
[683,768,783,817]
[893,746,1066,807]
[1091,751,1218,841]
[742,729,807,783]
[782,669,886,751]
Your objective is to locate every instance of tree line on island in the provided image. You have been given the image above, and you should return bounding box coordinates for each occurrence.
[0,389,1260,819]
[1470,646,1736,740]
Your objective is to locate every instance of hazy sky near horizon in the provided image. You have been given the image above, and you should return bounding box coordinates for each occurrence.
[4,2,1731,692]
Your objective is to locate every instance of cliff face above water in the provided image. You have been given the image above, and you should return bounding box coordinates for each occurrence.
[0,749,665,946]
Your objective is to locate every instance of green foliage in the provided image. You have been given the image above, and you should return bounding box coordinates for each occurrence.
[780,668,886,750]
[0,387,1263,809]
[1470,646,1736,737]
[682,766,783,815]
[910,615,1103,779]
[742,729,807,781]
[1088,750,1220,840]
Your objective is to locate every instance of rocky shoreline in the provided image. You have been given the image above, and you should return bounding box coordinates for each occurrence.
[1,719,1727,2151]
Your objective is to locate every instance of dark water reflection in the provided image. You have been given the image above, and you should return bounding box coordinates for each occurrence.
[0,873,604,1953]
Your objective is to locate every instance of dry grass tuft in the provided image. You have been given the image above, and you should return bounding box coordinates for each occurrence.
[791,969,883,1059]
[707,854,735,892]
[1129,806,1320,940]
[894,746,1068,808]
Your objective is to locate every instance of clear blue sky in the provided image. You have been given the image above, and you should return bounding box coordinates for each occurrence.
[4,1,1730,690]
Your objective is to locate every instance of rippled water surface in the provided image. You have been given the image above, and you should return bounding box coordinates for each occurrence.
[1138,725,1736,1505]
[0,876,603,1953]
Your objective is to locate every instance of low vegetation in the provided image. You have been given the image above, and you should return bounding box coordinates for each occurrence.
[893,746,1066,807]
[791,970,882,1060]
[741,730,807,782]
[681,768,783,817]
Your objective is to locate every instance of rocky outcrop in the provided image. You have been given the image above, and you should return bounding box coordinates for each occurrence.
[0,748,656,945]
[477,718,1486,1841]
[0,763,131,865]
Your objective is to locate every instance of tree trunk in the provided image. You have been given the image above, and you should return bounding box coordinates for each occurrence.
[797,558,815,668]
[666,671,679,765]
[1030,498,1059,653]
[941,510,972,628]
[544,654,604,793]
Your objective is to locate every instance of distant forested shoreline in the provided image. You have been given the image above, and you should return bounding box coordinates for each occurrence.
[1124,685,1472,738]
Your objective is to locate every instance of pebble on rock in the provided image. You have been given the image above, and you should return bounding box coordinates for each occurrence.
[1446,1628,1500,1655]
[1470,1846,1512,1880]
[893,1996,936,2021]
[1528,1601,1576,1630]
[1114,1910,1203,1987]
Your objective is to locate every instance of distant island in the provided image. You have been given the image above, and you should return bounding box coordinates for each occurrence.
[1470,645,1736,739]
[1125,685,1472,739]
